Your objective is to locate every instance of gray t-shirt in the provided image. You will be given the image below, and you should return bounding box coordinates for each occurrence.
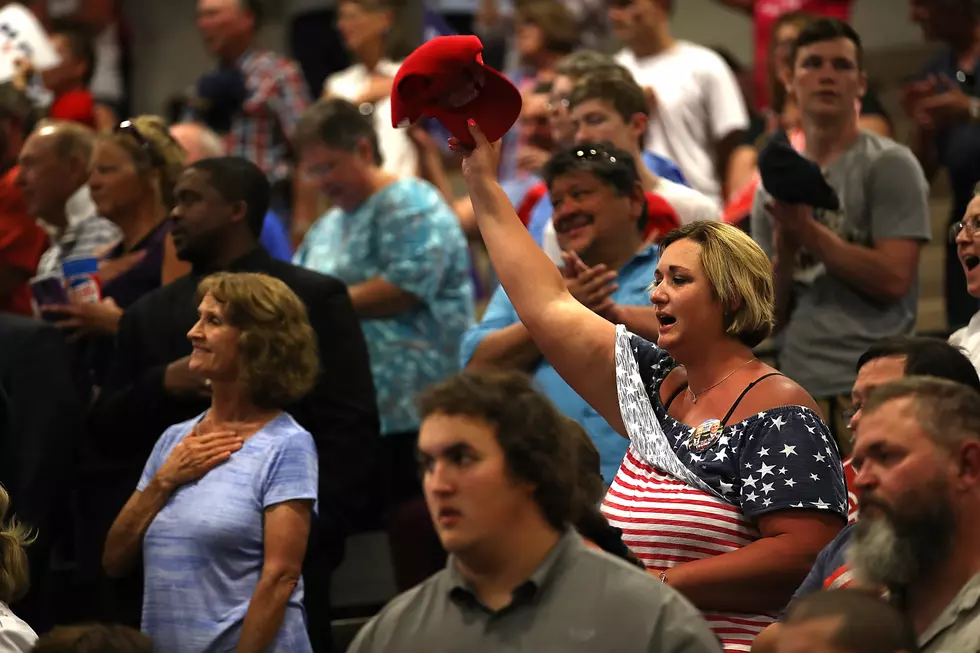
[920,572,980,653]
[346,530,723,653]
[751,131,931,397]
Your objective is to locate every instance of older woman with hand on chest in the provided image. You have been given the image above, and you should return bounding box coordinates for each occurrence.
[103,272,320,653]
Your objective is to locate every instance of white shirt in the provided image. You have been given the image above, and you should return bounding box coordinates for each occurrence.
[616,41,749,207]
[325,61,419,181]
[950,312,980,377]
[0,602,36,653]
[541,176,720,264]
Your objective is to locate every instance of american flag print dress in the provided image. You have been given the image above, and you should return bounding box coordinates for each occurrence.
[602,326,848,652]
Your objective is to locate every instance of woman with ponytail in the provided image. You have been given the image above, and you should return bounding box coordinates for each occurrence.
[0,485,36,652]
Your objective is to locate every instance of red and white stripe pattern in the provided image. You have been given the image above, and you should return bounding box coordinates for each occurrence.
[602,448,775,653]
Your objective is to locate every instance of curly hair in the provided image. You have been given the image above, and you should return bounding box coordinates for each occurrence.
[196,273,319,409]
[0,484,35,604]
[101,114,187,208]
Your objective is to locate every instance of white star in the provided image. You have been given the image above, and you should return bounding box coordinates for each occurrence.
[690,453,702,462]
[718,435,731,447]
[757,411,767,419]
[758,462,775,478]
[718,480,734,494]
[812,498,830,510]
[778,467,788,475]
[713,449,729,462]
[806,425,816,434]
[757,447,770,457]
[763,498,772,507]
[744,475,758,488]
[813,452,826,462]
[784,478,797,488]
[761,482,774,495]
[771,416,787,430]
[745,491,759,502]
[809,473,820,481]
[745,463,753,469]
[781,444,798,457]
[791,502,805,508]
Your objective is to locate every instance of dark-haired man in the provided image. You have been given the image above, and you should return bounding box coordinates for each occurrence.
[778,590,918,653]
[42,20,97,129]
[462,142,660,485]
[751,335,980,653]
[347,370,722,653]
[83,157,379,651]
[752,18,931,440]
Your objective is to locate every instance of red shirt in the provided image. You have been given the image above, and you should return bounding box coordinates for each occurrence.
[49,88,97,129]
[0,166,48,316]
[753,0,854,111]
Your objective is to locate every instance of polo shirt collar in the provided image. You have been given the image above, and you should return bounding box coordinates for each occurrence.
[918,571,980,649]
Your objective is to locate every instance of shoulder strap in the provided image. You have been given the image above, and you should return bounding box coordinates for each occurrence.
[663,381,688,411]
[721,372,784,426]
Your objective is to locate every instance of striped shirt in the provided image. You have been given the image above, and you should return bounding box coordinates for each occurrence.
[36,185,121,276]
[603,326,847,652]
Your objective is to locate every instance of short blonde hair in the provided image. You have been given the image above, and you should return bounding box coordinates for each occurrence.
[197,273,319,409]
[102,115,187,207]
[659,221,775,347]
[0,484,35,604]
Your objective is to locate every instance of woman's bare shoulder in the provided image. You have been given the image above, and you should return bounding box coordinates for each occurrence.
[749,371,822,414]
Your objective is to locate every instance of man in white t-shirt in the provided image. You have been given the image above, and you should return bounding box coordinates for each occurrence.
[609,0,749,207]
[950,187,980,374]
[542,70,718,261]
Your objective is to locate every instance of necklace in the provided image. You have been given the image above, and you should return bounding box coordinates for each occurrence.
[688,359,756,404]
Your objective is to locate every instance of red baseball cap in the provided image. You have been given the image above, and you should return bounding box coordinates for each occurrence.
[391,35,522,147]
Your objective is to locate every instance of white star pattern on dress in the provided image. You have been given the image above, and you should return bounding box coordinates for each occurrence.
[744,475,758,488]
[811,498,830,510]
[757,447,770,457]
[745,491,759,502]
[784,478,797,488]
[791,502,805,508]
[810,473,820,481]
[771,416,786,431]
[713,449,729,462]
[763,498,772,507]
[718,480,734,494]
[758,462,775,478]
[761,482,774,495]
[814,452,826,462]
[778,467,788,475]
[718,435,731,447]
[690,453,702,463]
[781,444,798,457]
[745,463,753,469]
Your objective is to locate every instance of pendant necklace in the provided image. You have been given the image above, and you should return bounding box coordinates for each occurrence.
[688,359,756,404]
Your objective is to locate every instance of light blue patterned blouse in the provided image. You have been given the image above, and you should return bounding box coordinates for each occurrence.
[137,412,319,653]
[294,178,475,435]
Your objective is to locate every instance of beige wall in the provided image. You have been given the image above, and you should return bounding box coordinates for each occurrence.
[128,0,926,116]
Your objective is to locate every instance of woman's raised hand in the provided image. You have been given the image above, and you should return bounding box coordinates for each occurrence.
[448,119,502,186]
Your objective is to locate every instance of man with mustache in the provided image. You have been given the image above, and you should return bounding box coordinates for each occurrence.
[752,348,980,652]
[462,142,661,485]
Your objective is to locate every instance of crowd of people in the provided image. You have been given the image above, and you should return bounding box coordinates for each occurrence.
[0,0,979,652]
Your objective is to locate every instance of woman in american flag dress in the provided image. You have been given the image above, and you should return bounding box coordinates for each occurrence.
[450,124,847,653]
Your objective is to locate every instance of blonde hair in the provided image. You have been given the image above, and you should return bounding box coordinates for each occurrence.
[197,273,319,409]
[659,221,775,347]
[0,485,35,604]
[102,115,187,208]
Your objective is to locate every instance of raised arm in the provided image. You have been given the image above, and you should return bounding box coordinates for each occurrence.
[451,121,625,435]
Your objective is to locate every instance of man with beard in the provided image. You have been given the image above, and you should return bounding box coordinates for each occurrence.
[751,335,980,653]
[461,142,660,485]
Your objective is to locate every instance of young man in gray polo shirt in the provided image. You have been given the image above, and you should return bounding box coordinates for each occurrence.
[346,370,722,653]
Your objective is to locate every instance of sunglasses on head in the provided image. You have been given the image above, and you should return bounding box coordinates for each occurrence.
[116,120,165,167]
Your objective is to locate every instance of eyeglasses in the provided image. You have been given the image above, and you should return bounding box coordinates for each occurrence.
[116,120,165,167]
[547,95,570,113]
[949,214,980,243]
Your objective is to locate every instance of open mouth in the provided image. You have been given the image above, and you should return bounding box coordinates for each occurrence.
[965,255,980,271]
[554,213,594,234]
[657,312,676,326]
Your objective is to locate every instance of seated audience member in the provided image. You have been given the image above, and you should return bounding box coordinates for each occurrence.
[32,624,154,653]
[751,335,980,653]
[0,313,83,634]
[42,20,97,129]
[452,122,846,652]
[17,120,120,275]
[725,11,893,226]
[539,72,720,258]
[0,485,36,652]
[104,272,319,652]
[562,416,643,568]
[778,590,919,653]
[463,143,660,484]
[293,99,474,590]
[611,0,749,206]
[167,122,293,265]
[523,51,688,245]
[42,117,187,346]
[752,19,930,441]
[950,187,980,372]
[347,370,723,653]
[83,157,378,649]
[0,84,46,317]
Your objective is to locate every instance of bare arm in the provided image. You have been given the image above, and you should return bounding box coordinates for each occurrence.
[716,130,747,201]
[666,510,843,613]
[611,305,661,344]
[102,481,174,578]
[458,122,625,435]
[348,277,422,320]
[466,322,542,372]
[725,145,759,203]
[751,623,782,653]
[236,500,312,653]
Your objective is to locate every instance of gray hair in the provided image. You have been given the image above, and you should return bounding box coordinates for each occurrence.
[862,376,980,449]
